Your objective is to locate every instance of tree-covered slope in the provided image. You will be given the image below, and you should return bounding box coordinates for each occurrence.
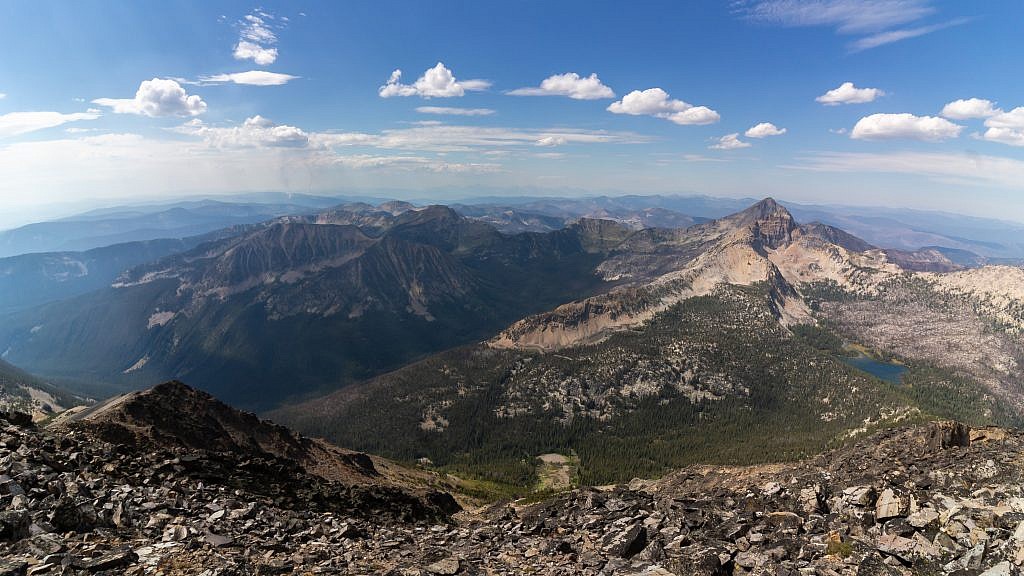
[272,284,1006,487]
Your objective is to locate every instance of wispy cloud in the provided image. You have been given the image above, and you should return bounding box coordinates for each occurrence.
[416,106,495,116]
[735,0,967,51]
[0,110,101,138]
[681,154,728,163]
[849,17,971,51]
[788,151,1024,190]
[325,155,503,173]
[173,116,648,155]
[198,71,299,86]
[327,125,648,153]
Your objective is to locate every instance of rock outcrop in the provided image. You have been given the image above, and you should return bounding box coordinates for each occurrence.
[4,385,1024,576]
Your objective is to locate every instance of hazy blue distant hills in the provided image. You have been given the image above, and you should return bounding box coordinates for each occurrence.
[450,194,1024,259]
[0,226,256,315]
[453,194,753,222]
[0,199,343,258]
[785,204,1024,259]
[13,192,1024,259]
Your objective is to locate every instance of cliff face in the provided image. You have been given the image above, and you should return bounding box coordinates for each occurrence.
[736,198,798,249]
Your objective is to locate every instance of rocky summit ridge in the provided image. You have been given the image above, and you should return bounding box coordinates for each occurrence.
[2,381,1024,574]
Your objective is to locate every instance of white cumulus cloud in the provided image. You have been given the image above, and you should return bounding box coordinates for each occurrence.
[851,113,962,141]
[0,110,101,138]
[710,133,751,150]
[93,78,207,117]
[983,128,1024,147]
[415,106,495,116]
[941,98,999,120]
[233,11,281,65]
[234,42,277,66]
[508,73,615,100]
[379,63,491,98]
[199,71,299,86]
[982,107,1024,147]
[173,116,309,147]
[745,122,787,138]
[607,88,720,125]
[816,82,884,105]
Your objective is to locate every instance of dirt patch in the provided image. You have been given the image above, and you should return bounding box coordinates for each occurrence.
[536,453,576,491]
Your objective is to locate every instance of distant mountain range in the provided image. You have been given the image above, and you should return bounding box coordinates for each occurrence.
[0,197,344,257]
[2,194,1024,489]
[0,230,253,314]
[7,192,1024,260]
[269,198,1024,485]
[454,194,1024,259]
[0,203,631,405]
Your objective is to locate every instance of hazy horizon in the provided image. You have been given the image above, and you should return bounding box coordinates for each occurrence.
[8,186,1024,234]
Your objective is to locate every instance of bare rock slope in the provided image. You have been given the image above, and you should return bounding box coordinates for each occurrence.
[6,397,1024,574]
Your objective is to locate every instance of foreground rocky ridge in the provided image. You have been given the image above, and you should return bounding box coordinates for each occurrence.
[2,403,1024,569]
[4,383,1024,574]
[0,382,461,575]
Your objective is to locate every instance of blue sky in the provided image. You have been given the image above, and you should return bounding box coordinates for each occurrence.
[2,0,1024,226]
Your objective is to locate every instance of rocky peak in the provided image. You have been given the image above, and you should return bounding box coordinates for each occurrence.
[569,218,633,253]
[799,222,876,252]
[62,380,319,461]
[377,200,416,215]
[387,205,502,253]
[393,204,462,226]
[728,197,798,249]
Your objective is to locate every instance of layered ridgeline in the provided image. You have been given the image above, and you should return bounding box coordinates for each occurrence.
[0,227,258,315]
[273,199,1024,487]
[0,203,630,407]
[0,197,341,257]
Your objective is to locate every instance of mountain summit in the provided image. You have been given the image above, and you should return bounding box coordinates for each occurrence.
[738,197,798,249]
